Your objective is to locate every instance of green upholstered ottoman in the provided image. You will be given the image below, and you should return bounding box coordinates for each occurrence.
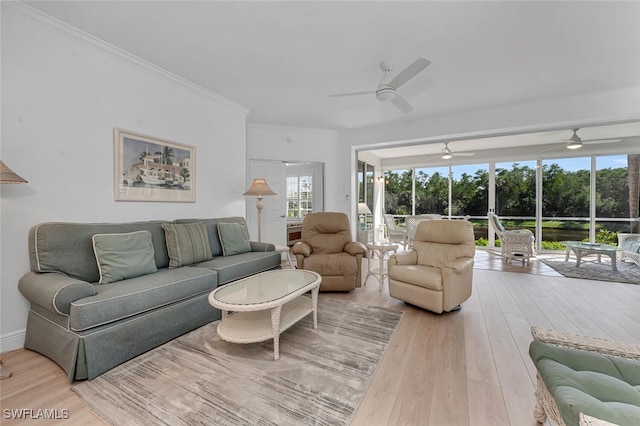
[529,327,640,426]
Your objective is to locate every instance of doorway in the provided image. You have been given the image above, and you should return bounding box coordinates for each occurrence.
[247,159,324,245]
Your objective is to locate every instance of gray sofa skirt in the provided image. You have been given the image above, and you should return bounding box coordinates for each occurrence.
[24,294,220,381]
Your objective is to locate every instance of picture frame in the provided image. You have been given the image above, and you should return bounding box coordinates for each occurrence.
[114,128,195,202]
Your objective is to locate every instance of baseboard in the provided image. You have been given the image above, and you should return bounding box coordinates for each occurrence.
[1,329,26,353]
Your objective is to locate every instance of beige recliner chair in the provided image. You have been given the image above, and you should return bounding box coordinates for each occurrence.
[291,212,367,291]
[388,219,475,313]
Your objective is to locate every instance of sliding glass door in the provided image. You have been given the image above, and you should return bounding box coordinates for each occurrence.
[382,154,638,249]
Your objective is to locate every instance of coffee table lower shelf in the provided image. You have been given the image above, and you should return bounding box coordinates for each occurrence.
[217,295,315,359]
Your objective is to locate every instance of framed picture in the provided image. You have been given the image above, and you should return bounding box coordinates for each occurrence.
[114,128,195,202]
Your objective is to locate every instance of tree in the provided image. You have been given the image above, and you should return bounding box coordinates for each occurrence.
[139,151,152,162]
[384,170,413,215]
[416,170,449,215]
[181,167,190,180]
[596,167,628,217]
[155,147,176,165]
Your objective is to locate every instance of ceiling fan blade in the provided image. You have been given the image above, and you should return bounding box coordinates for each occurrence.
[453,152,475,157]
[388,57,431,89]
[391,95,413,113]
[583,138,622,145]
[328,90,375,98]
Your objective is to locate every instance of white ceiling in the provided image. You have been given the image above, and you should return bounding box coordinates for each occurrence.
[23,1,640,160]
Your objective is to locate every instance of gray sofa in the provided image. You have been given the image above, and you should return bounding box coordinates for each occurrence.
[18,217,281,381]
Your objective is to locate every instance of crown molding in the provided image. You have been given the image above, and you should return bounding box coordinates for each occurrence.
[2,1,250,115]
[248,122,337,135]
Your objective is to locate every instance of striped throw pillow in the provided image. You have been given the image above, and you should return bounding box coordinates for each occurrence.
[161,223,213,268]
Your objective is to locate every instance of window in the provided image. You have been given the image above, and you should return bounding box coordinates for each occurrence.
[357,161,374,213]
[541,157,591,246]
[287,175,313,219]
[595,154,634,243]
[414,166,449,215]
[384,169,413,215]
[451,164,489,217]
[381,152,637,249]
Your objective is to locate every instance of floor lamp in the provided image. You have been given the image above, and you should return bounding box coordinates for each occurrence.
[243,178,276,242]
[1,161,27,379]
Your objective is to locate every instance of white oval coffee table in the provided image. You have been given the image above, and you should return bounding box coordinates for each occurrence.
[208,269,321,360]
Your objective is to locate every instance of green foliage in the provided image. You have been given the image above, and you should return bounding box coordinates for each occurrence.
[593,229,618,246]
[385,162,630,219]
[541,241,566,250]
[475,238,489,247]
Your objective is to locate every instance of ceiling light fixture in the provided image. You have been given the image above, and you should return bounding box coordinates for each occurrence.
[565,129,583,150]
[566,141,582,150]
[441,145,453,159]
[376,87,398,102]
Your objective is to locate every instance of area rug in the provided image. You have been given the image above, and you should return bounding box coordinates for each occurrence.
[540,257,640,284]
[73,297,404,426]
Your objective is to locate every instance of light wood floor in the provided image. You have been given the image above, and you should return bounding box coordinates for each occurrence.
[1,251,639,425]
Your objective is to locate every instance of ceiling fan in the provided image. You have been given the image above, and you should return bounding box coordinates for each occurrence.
[329,57,431,113]
[560,128,622,150]
[440,142,475,159]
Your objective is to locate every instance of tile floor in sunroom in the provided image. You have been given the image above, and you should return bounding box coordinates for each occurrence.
[281,245,564,277]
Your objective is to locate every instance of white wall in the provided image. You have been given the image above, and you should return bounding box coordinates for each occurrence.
[0,6,249,350]
[247,124,342,213]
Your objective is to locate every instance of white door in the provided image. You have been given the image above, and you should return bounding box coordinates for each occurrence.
[247,160,287,245]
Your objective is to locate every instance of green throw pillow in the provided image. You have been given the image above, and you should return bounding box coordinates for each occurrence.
[217,222,252,256]
[92,230,158,284]
[162,222,213,268]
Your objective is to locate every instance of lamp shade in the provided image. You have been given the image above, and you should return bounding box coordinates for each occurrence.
[243,178,276,196]
[358,202,372,215]
[0,161,27,184]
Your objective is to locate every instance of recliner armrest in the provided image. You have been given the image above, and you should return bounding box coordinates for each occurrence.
[18,271,96,316]
[344,241,367,256]
[291,242,311,257]
[389,251,417,266]
[443,258,474,274]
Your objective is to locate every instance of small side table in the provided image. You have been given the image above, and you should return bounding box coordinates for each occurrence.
[365,241,399,292]
[275,245,294,269]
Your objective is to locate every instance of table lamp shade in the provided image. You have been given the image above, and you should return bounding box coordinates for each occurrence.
[243,178,276,243]
[0,161,27,184]
[358,203,372,215]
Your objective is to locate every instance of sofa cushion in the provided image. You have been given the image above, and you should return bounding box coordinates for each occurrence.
[173,217,247,257]
[162,223,213,268]
[529,340,640,426]
[92,231,157,284]
[217,222,251,256]
[193,251,281,285]
[28,221,170,283]
[69,267,217,331]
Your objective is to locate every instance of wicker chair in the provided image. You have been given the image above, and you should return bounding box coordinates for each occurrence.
[530,327,640,426]
[488,212,534,265]
[383,214,408,249]
[618,233,640,267]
